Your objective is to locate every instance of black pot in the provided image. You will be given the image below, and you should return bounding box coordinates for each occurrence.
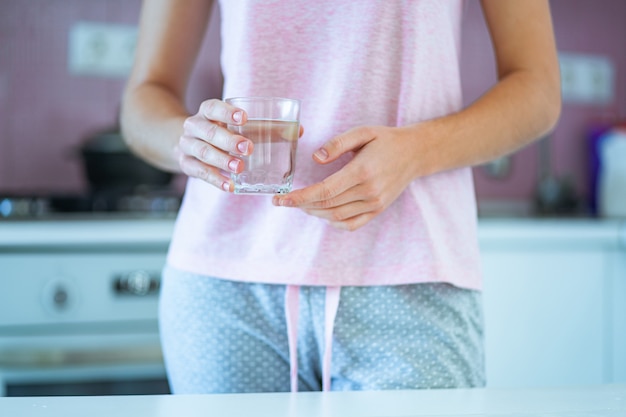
[79,130,173,191]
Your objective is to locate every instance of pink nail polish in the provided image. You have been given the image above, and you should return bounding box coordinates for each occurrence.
[237,141,249,154]
[222,181,231,192]
[228,159,239,172]
[314,148,329,161]
[232,111,242,123]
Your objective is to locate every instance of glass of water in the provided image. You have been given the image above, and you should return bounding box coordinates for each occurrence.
[225,97,301,195]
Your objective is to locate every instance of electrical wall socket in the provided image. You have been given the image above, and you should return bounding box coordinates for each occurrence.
[68,21,137,77]
[559,52,614,105]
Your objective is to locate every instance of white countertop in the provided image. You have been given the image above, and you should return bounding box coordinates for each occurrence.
[0,384,625,417]
[478,217,626,248]
[0,216,624,249]
[0,216,176,249]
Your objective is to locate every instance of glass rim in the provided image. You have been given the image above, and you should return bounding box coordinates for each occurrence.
[224,96,301,105]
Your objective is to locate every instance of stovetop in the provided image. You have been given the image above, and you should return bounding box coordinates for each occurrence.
[0,187,182,220]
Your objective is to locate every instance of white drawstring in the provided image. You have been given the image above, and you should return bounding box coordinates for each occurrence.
[285,285,300,393]
[322,286,341,391]
[284,285,342,392]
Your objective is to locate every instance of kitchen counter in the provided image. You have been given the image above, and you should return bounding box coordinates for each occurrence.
[0,384,625,417]
[478,217,626,248]
[0,216,624,249]
[1,217,625,391]
[0,216,177,249]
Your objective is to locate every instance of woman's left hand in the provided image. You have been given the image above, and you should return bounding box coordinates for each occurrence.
[272,125,421,231]
[272,0,562,232]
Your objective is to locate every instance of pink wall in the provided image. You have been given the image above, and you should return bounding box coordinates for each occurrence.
[463,0,626,206]
[0,0,221,194]
[1,1,141,194]
[1,1,625,208]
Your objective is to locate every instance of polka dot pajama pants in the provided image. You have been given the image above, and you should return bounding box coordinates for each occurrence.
[159,265,485,394]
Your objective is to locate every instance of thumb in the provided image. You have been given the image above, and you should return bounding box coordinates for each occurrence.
[312,126,375,164]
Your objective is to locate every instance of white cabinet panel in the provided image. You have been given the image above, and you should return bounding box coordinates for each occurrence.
[0,253,165,326]
[481,248,608,388]
[611,247,626,382]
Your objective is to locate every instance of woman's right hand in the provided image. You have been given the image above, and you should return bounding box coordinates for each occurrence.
[177,99,253,192]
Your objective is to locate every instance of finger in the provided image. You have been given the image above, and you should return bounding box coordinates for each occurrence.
[199,99,247,126]
[178,154,232,192]
[178,135,245,174]
[273,172,355,208]
[273,161,369,208]
[313,126,376,164]
[295,182,362,210]
[304,204,378,231]
[304,199,374,223]
[328,212,376,232]
[183,116,253,156]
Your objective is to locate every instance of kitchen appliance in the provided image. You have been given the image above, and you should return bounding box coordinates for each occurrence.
[0,127,182,395]
[588,121,626,216]
[533,135,578,215]
[77,130,173,192]
[0,218,175,396]
[0,188,181,220]
[596,127,626,218]
[0,182,180,396]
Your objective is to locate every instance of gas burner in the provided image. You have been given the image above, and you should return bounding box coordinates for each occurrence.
[0,196,50,218]
[0,187,182,219]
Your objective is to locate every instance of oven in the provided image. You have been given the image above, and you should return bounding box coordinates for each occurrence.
[0,196,178,396]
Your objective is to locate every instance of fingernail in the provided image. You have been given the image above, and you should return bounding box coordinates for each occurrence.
[314,148,328,161]
[228,159,240,172]
[222,181,231,192]
[237,141,249,154]
[232,111,243,123]
[279,198,294,207]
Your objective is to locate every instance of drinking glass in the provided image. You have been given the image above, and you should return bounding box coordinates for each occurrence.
[226,97,301,195]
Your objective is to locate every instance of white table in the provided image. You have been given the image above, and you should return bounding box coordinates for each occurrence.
[1,384,625,417]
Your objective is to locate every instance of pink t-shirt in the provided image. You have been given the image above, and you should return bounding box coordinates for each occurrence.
[167,0,482,291]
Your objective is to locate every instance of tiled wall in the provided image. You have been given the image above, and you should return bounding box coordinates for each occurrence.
[1,1,625,209]
[1,1,140,193]
[465,0,626,208]
[0,0,222,194]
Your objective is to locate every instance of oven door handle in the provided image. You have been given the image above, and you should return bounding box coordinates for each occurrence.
[0,345,163,368]
[113,270,160,297]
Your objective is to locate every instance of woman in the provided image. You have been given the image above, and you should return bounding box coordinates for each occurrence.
[121,0,561,393]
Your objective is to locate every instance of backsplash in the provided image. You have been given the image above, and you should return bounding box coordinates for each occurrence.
[464,0,626,212]
[0,0,222,195]
[1,0,624,211]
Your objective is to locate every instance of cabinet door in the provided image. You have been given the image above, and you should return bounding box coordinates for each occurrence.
[481,248,608,388]
[611,246,626,382]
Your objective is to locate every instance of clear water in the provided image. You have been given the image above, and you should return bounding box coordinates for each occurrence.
[230,119,298,195]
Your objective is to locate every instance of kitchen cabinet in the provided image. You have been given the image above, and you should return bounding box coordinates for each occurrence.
[478,219,625,388]
[0,219,174,396]
[1,217,624,392]
[611,225,626,382]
